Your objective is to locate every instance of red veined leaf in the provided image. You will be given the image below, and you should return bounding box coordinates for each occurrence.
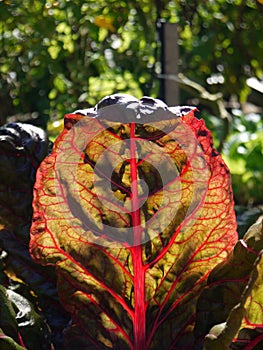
[200,218,263,350]
[30,95,237,349]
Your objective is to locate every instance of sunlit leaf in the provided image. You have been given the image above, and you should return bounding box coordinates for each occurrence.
[94,15,116,32]
[0,285,53,350]
[30,95,237,349]
[198,217,263,350]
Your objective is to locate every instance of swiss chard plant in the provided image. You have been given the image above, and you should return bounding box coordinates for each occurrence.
[0,95,263,349]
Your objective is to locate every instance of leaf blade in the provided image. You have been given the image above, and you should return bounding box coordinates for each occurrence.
[30,95,237,349]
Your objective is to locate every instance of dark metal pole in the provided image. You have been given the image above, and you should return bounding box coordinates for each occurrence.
[157,20,179,105]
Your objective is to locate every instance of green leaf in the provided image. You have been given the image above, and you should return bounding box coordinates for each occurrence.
[0,286,18,340]
[0,328,25,350]
[195,217,263,349]
[6,288,53,350]
[0,284,53,350]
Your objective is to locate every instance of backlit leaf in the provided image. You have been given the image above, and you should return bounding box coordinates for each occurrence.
[30,94,237,349]
[198,217,263,350]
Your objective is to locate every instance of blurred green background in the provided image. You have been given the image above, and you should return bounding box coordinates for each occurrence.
[0,0,263,207]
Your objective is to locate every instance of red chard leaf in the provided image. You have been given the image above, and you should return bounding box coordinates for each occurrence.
[30,94,237,349]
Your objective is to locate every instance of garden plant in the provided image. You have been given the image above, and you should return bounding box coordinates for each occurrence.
[0,94,263,349]
[0,1,263,349]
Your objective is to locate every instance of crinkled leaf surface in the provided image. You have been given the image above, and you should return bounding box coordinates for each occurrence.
[0,123,50,228]
[30,95,237,349]
[197,217,263,350]
[0,123,69,349]
[0,224,70,347]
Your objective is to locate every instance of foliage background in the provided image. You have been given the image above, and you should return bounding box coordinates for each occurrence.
[0,1,263,349]
[0,0,263,205]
